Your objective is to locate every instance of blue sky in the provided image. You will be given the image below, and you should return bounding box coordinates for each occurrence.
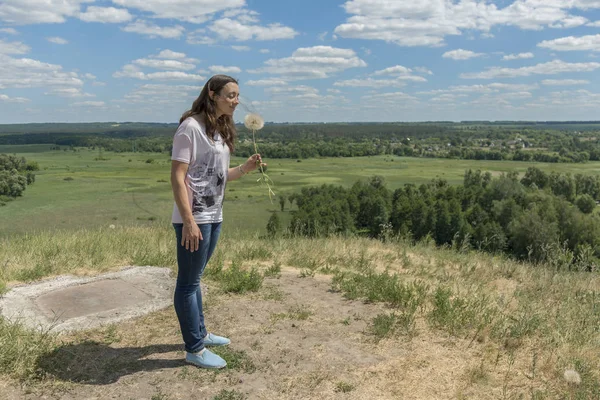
[1,0,600,123]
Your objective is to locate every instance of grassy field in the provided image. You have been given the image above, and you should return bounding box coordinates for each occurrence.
[2,145,600,237]
[2,144,600,398]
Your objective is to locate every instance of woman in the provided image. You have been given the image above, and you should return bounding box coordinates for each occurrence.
[170,74,263,369]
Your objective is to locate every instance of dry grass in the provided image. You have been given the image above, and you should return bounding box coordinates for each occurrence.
[1,227,599,398]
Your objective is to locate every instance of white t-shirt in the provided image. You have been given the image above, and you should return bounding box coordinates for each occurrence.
[171,117,230,224]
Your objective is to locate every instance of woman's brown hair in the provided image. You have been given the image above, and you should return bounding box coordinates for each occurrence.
[179,74,238,152]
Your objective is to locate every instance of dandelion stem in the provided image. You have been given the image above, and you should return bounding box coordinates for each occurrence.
[252,128,275,202]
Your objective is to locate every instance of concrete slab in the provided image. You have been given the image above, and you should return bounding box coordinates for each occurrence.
[0,266,176,333]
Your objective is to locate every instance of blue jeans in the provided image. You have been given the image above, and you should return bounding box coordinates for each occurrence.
[173,222,222,353]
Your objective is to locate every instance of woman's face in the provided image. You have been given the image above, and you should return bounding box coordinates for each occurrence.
[214,82,240,117]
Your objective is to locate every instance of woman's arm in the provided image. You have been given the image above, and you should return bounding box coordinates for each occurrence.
[171,160,202,251]
[228,154,265,182]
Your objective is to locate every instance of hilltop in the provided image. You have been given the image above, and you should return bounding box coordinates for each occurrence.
[1,226,598,399]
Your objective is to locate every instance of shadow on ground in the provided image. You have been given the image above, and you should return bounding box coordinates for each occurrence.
[37,342,185,384]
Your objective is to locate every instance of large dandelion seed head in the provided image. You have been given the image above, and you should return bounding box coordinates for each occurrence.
[244,113,264,131]
[564,369,581,385]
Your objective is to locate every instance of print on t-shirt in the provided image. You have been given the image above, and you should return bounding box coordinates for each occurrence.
[190,146,225,214]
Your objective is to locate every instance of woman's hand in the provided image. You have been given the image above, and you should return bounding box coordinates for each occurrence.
[243,154,267,173]
[182,222,202,252]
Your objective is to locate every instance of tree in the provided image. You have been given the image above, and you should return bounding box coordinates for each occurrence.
[549,172,576,202]
[521,167,549,189]
[434,200,452,245]
[279,194,286,212]
[508,206,559,262]
[266,212,281,238]
[576,194,596,214]
[0,170,27,197]
[0,154,37,199]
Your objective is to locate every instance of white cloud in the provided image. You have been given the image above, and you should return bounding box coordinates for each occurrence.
[418,83,539,95]
[503,52,534,60]
[327,88,342,94]
[524,89,600,108]
[78,6,132,23]
[222,8,254,19]
[333,0,600,48]
[414,66,433,75]
[186,29,216,45]
[140,71,205,81]
[318,31,327,41]
[0,0,93,25]
[488,83,539,91]
[114,64,205,81]
[266,85,319,95]
[231,45,251,51]
[538,34,600,51]
[117,50,200,78]
[361,91,419,105]
[122,20,185,39]
[0,39,29,54]
[82,72,106,86]
[72,101,105,107]
[443,49,485,60]
[208,65,242,74]
[549,15,588,29]
[542,79,590,85]
[47,36,68,45]
[134,58,196,71]
[430,93,468,103]
[0,93,29,103]
[246,79,287,86]
[122,83,201,104]
[461,60,600,79]
[249,46,367,80]
[588,20,600,27]
[0,28,18,35]
[249,99,283,108]
[153,50,188,59]
[45,87,94,97]
[111,0,244,24]
[208,18,298,41]
[374,65,412,76]
[334,78,407,88]
[262,85,349,110]
[259,49,270,54]
[498,91,532,99]
[372,65,427,82]
[0,54,84,89]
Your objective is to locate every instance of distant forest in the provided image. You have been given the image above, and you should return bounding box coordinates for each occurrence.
[1,121,600,163]
[280,168,600,271]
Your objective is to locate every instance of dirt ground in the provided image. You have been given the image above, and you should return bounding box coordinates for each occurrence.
[2,267,545,400]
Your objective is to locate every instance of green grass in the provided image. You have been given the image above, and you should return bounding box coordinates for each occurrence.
[204,259,263,294]
[0,225,176,283]
[212,389,246,400]
[428,286,496,337]
[0,316,56,380]
[334,381,355,393]
[263,261,281,278]
[331,270,428,310]
[0,144,57,153]
[212,347,255,373]
[370,313,400,339]
[3,147,600,237]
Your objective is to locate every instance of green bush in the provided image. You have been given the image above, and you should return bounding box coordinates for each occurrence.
[576,194,596,214]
